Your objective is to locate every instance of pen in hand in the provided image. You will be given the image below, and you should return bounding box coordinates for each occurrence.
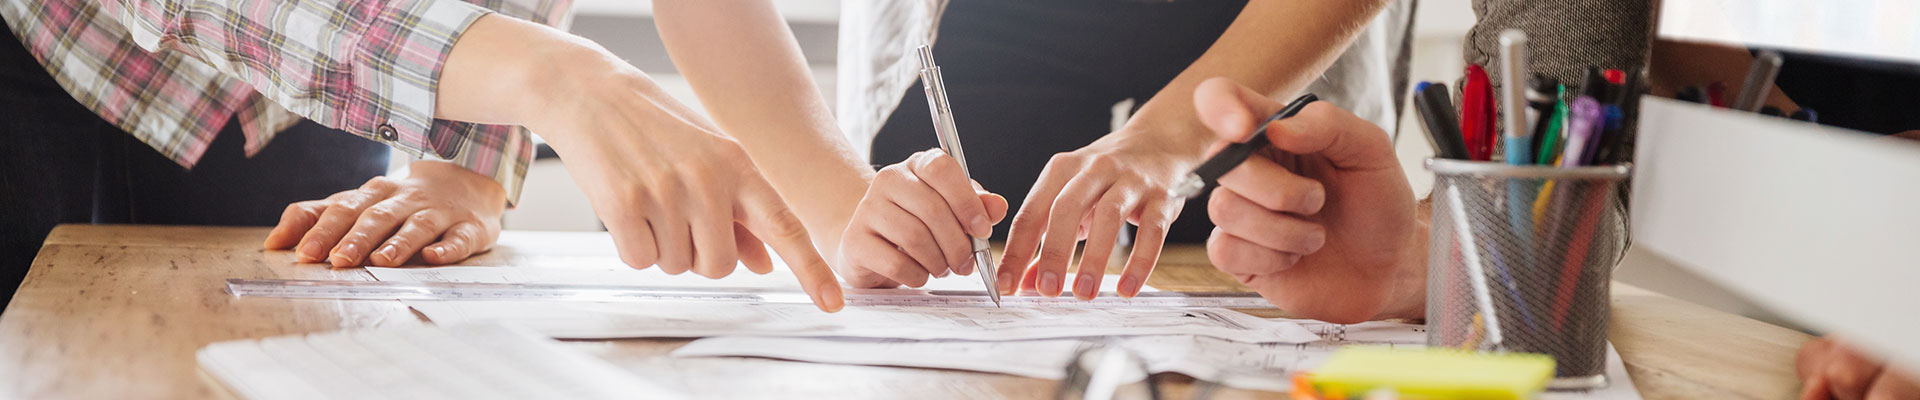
[915,45,1001,307]
[1170,93,1320,199]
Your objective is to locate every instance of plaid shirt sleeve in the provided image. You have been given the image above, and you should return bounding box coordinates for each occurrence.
[90,0,559,203]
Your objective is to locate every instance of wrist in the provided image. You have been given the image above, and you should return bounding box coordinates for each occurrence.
[1375,216,1432,321]
[1119,97,1217,160]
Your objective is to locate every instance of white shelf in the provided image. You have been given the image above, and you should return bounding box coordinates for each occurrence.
[1659,0,1920,64]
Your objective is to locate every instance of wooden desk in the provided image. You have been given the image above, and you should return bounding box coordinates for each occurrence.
[0,224,1811,399]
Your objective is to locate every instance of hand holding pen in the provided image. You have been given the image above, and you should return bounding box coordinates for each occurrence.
[832,47,1010,296]
[1187,78,1426,323]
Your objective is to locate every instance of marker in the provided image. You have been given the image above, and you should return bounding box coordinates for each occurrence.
[914,45,999,307]
[1759,106,1785,118]
[1733,51,1785,112]
[1707,82,1728,108]
[1414,82,1471,160]
[1525,75,1558,164]
[1498,30,1533,166]
[1561,97,1602,167]
[1462,65,1496,161]
[1169,93,1320,199]
[1535,85,1569,165]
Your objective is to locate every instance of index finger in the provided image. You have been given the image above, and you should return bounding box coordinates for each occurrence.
[909,150,997,238]
[737,176,845,312]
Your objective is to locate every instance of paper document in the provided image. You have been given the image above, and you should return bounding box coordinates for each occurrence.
[672,320,1643,399]
[368,264,1155,294]
[372,266,1239,341]
[403,300,1317,342]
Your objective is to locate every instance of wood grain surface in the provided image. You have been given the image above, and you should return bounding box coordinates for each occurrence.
[0,224,1811,399]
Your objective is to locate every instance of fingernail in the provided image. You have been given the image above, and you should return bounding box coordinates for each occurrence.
[998,270,1018,294]
[1073,275,1096,300]
[1305,229,1327,252]
[297,241,324,262]
[376,245,398,263]
[329,243,359,265]
[933,268,949,278]
[814,286,846,313]
[1306,187,1327,213]
[1282,254,1304,269]
[970,216,992,238]
[1039,271,1060,297]
[1118,275,1142,298]
[431,245,448,258]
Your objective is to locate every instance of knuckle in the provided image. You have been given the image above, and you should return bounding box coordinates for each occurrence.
[363,205,402,223]
[766,209,811,239]
[407,212,442,230]
[875,166,909,184]
[1085,156,1117,172]
[1035,246,1074,266]
[1048,152,1080,166]
[921,155,959,178]
[384,236,412,250]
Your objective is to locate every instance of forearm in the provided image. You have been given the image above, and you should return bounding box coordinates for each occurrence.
[1126,0,1390,155]
[438,14,603,127]
[652,0,874,251]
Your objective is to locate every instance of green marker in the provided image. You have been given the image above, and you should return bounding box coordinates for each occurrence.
[1536,84,1569,165]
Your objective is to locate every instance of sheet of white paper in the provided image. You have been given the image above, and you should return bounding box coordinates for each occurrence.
[672,320,1643,399]
[403,300,1318,342]
[368,265,1157,293]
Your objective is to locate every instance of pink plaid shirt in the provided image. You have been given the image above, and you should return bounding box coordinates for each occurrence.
[0,0,574,204]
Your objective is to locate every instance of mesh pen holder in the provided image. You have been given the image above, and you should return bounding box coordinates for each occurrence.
[1424,159,1631,390]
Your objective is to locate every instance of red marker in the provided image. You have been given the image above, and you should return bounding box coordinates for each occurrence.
[1462,65,1497,161]
[1707,82,1728,108]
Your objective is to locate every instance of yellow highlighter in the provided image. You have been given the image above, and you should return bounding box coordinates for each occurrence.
[1305,347,1556,400]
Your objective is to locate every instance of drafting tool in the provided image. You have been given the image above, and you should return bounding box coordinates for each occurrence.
[915,45,1000,307]
[225,279,1281,309]
[1171,93,1319,198]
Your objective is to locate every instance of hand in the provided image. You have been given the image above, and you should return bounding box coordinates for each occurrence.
[836,149,1008,288]
[993,118,1196,300]
[524,50,844,312]
[1193,77,1424,323]
[264,161,505,267]
[1799,337,1920,400]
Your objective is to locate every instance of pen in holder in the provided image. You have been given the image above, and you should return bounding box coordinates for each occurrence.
[1425,159,1630,390]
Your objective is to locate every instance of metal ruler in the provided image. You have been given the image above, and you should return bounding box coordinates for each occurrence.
[225,279,1279,309]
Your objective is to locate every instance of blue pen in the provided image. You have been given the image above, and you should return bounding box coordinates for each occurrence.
[1496,30,1536,255]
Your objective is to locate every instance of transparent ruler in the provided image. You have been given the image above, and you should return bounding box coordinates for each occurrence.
[225,279,1279,309]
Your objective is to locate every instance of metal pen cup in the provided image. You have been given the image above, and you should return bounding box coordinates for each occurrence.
[1424,159,1631,390]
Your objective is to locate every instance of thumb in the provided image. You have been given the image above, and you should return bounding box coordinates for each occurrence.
[1193,77,1285,143]
[1265,102,1399,171]
[978,192,1009,224]
[736,176,845,312]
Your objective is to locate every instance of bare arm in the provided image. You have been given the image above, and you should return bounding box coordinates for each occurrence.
[651,0,875,253]
[1126,0,1392,156]
[997,0,1395,299]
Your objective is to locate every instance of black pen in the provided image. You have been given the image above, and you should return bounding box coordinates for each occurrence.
[1415,82,1470,160]
[1170,93,1318,199]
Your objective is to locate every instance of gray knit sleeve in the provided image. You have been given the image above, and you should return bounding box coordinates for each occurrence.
[1464,0,1656,95]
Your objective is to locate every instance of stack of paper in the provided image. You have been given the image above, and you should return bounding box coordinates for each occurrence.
[369,266,1640,398]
